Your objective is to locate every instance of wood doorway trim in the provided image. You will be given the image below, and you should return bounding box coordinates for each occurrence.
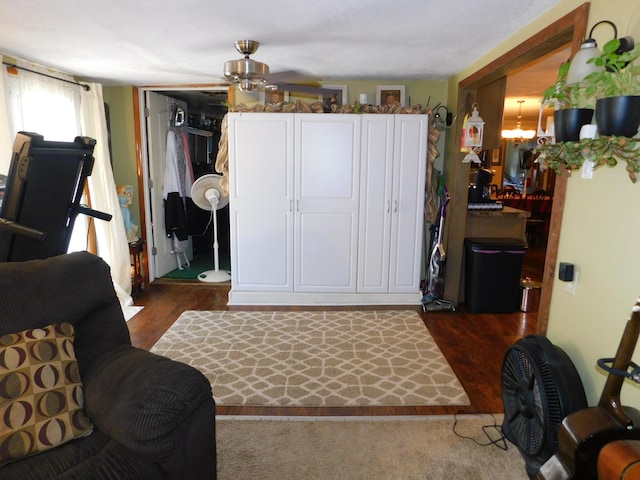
[455,3,590,333]
[131,87,149,288]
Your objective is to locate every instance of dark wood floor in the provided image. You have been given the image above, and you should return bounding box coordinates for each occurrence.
[127,244,544,417]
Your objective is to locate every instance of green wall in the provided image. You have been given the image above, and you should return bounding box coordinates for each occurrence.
[233,78,448,110]
[546,0,640,407]
[103,86,140,230]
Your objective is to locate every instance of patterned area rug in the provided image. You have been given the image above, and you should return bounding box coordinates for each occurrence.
[151,310,469,407]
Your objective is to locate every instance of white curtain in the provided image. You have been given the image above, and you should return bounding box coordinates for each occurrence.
[79,83,132,307]
[0,58,132,307]
[2,60,80,145]
[0,57,13,173]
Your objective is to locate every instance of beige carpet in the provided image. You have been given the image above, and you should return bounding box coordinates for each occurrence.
[216,415,528,480]
[151,310,469,407]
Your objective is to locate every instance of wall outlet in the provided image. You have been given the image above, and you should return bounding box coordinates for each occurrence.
[581,159,595,179]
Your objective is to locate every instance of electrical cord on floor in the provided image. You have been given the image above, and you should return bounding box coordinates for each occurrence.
[452,412,509,451]
[190,210,213,238]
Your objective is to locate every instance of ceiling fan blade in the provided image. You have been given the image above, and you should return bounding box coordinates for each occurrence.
[222,40,340,96]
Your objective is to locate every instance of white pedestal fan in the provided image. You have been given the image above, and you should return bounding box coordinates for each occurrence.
[190,174,231,283]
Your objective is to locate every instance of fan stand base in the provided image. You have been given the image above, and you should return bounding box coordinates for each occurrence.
[197,269,231,283]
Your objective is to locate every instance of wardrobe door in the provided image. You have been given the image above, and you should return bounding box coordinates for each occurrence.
[294,114,361,292]
[357,114,394,292]
[388,114,428,293]
[228,113,294,291]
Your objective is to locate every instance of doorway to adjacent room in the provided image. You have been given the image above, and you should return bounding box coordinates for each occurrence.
[137,87,229,283]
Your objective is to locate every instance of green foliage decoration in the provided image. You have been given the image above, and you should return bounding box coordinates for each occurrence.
[534,136,640,183]
[542,61,593,109]
[584,38,640,99]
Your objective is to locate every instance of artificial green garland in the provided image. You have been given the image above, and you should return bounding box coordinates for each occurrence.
[534,136,640,183]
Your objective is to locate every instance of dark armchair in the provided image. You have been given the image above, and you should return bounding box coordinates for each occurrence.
[0,251,216,479]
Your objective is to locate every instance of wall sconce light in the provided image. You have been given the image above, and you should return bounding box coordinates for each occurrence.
[432,104,451,131]
[566,20,635,84]
[462,103,485,163]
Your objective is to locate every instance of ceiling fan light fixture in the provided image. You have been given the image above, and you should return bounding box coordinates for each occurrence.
[237,79,255,92]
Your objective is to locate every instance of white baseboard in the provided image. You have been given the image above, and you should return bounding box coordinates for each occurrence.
[227,290,422,306]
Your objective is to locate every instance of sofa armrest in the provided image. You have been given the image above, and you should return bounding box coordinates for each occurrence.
[83,345,214,462]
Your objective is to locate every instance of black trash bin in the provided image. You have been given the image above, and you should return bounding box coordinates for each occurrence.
[464,237,528,313]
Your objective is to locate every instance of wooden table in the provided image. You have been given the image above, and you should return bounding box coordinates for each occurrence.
[128,240,145,297]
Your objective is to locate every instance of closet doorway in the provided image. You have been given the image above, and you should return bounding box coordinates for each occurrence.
[138,87,229,282]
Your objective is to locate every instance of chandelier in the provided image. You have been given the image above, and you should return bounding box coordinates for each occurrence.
[501,100,536,143]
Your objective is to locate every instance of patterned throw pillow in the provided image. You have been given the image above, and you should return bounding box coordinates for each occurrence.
[0,323,93,465]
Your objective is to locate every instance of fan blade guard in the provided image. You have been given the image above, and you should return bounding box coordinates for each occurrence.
[501,334,587,477]
[191,174,228,211]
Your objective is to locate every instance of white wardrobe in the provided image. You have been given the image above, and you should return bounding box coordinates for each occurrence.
[227,112,428,305]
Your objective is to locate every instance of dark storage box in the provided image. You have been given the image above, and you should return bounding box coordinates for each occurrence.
[464,237,528,313]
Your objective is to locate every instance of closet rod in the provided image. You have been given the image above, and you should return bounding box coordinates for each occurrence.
[2,62,91,91]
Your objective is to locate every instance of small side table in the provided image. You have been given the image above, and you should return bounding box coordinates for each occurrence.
[129,240,145,297]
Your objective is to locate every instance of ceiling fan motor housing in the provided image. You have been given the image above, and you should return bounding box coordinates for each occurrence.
[223,58,269,82]
[224,39,269,90]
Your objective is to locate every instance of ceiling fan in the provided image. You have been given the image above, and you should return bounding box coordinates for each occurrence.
[223,40,339,96]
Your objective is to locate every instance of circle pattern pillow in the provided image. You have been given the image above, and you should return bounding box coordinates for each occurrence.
[0,323,93,465]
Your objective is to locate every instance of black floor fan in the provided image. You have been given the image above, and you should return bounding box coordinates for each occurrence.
[501,335,588,477]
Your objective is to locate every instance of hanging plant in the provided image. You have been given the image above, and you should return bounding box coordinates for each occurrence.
[583,39,640,99]
[542,61,593,109]
[534,136,640,183]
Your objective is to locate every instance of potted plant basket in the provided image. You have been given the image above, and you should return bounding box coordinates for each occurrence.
[542,61,594,142]
[584,38,640,137]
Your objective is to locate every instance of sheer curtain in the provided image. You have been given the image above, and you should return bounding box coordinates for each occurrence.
[0,58,132,307]
[0,57,12,173]
[2,60,81,145]
[80,83,132,306]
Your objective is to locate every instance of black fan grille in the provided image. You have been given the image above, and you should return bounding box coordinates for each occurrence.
[502,343,563,459]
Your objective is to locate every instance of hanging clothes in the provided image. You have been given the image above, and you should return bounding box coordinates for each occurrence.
[163,127,195,243]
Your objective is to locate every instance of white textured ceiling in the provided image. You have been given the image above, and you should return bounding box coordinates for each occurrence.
[0,0,564,87]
